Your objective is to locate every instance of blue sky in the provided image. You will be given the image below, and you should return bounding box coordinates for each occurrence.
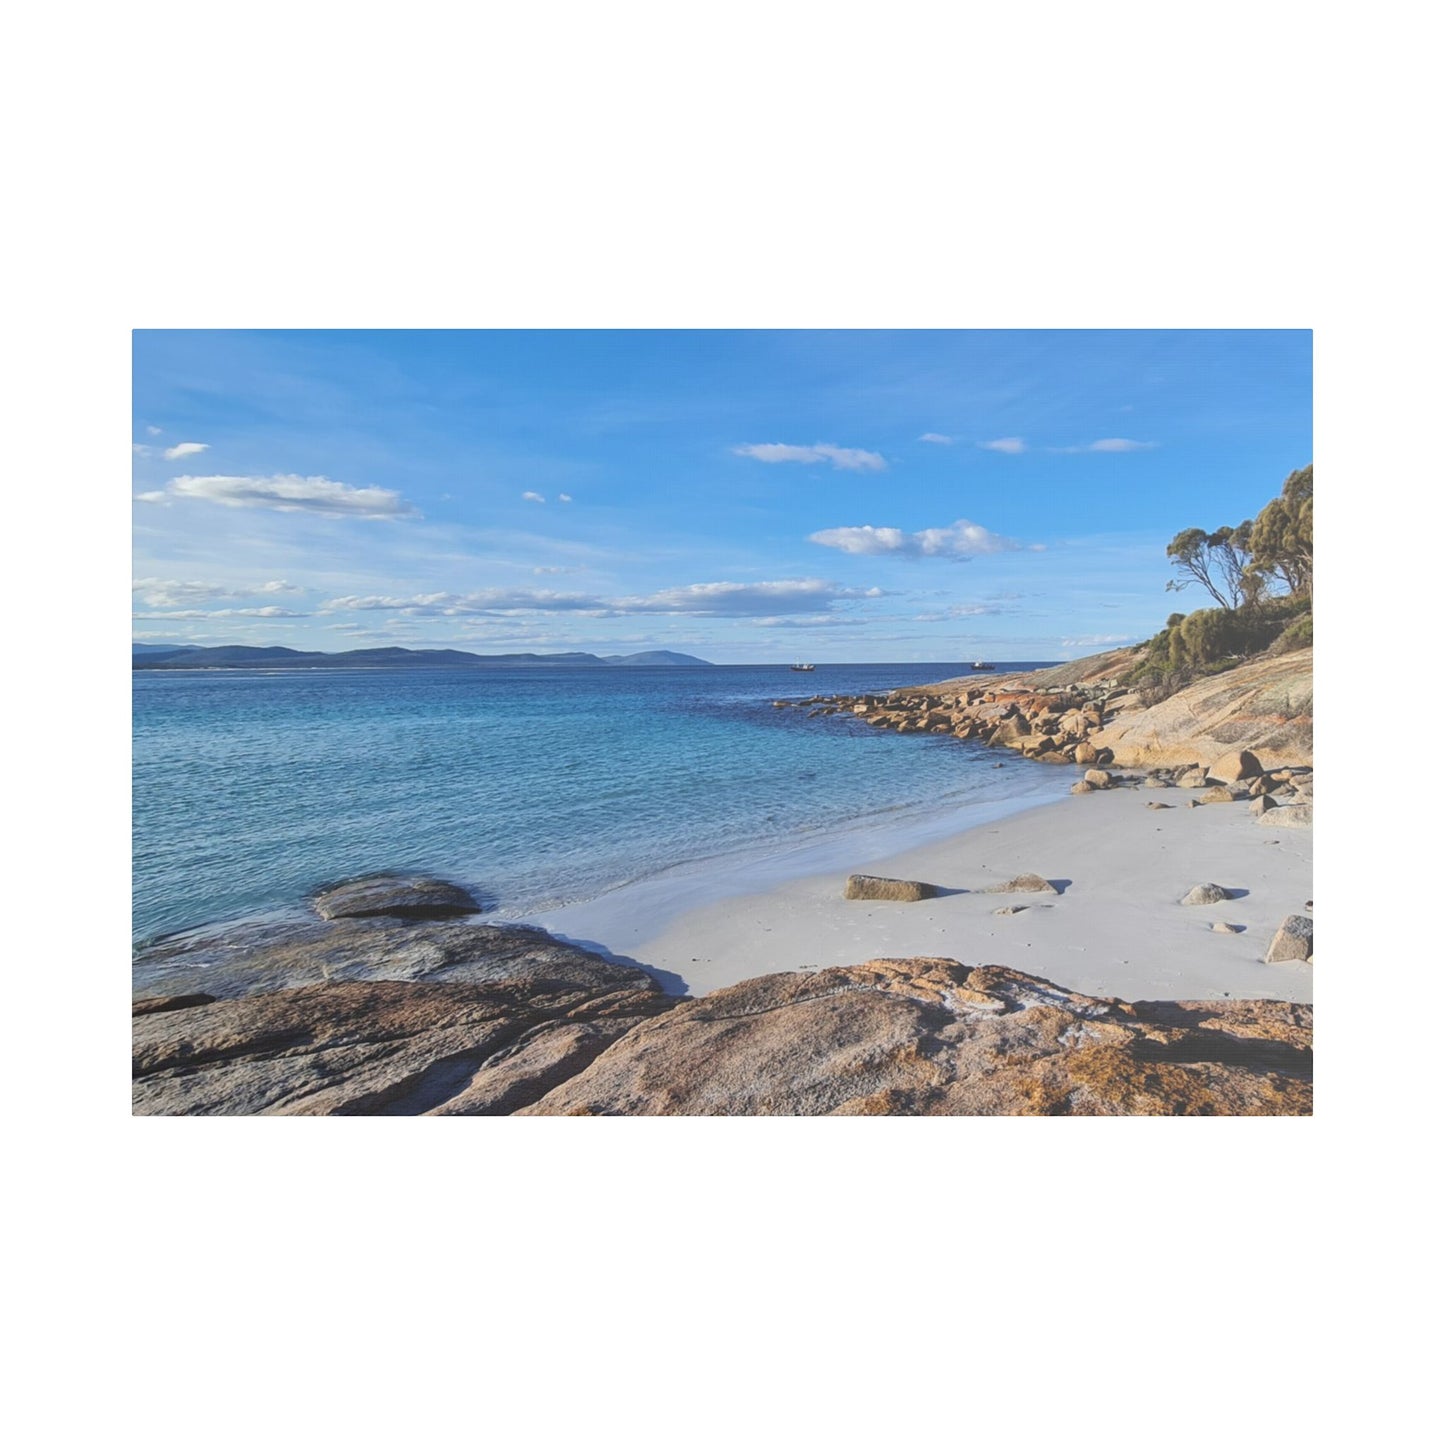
[132,329,1311,662]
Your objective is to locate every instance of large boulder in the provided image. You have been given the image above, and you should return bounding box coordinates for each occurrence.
[1207,750,1263,785]
[521,959,1313,1116]
[843,874,937,902]
[1265,915,1314,964]
[1199,785,1246,804]
[312,874,483,921]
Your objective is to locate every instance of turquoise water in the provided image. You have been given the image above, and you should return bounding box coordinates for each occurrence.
[132,662,1067,941]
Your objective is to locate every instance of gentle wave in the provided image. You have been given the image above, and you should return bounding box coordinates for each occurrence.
[132,662,1065,940]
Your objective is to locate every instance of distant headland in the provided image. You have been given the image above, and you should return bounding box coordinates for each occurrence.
[132,644,714,670]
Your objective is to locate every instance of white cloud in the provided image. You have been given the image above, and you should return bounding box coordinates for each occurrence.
[979,437,1027,454]
[558,493,573,503]
[133,577,305,607]
[133,490,167,503]
[325,589,599,617]
[323,578,887,620]
[611,579,885,616]
[733,442,886,472]
[752,616,868,629]
[163,441,210,461]
[522,491,546,503]
[146,425,163,436]
[132,443,153,457]
[918,433,953,445]
[1052,438,1157,454]
[914,604,1004,621]
[808,518,1019,559]
[133,606,309,620]
[1084,437,1154,452]
[165,474,418,518]
[1061,633,1137,647]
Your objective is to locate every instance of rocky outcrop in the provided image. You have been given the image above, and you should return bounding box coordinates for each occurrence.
[133,917,677,1116]
[520,959,1312,1116]
[135,926,1312,1114]
[843,874,936,902]
[779,646,1310,774]
[133,914,651,1003]
[312,874,483,921]
[133,971,677,1116]
[1090,651,1312,770]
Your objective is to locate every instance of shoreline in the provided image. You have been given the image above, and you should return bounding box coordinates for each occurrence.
[527,780,1313,1004]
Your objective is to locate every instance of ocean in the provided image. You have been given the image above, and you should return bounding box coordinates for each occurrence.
[132,662,1068,942]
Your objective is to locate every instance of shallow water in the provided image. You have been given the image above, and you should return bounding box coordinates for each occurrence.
[132,661,1065,941]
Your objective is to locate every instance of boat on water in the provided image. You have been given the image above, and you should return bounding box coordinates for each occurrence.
[970,660,996,671]
[790,663,816,672]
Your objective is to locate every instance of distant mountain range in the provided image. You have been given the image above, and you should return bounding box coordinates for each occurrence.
[132,644,714,670]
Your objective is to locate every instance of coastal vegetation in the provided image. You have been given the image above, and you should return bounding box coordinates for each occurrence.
[1129,464,1313,704]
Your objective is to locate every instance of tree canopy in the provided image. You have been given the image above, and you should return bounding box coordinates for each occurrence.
[1248,464,1312,599]
[1165,465,1312,608]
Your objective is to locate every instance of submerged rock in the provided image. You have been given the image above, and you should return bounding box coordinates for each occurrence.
[312,874,483,921]
[843,874,937,902]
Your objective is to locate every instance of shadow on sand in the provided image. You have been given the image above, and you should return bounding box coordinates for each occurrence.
[551,932,691,997]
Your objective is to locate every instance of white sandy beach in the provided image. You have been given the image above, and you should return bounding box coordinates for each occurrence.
[526,782,1313,1004]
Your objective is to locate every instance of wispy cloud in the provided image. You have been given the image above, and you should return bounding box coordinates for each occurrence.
[979,437,1027,454]
[325,589,599,617]
[133,606,309,620]
[1053,438,1157,453]
[522,491,546,503]
[733,442,886,472]
[160,474,418,519]
[808,519,1019,559]
[914,604,1005,621]
[146,425,163,436]
[163,441,209,461]
[323,579,886,620]
[752,616,868,629]
[133,578,303,607]
[133,490,167,503]
[558,493,573,503]
[918,433,953,445]
[1061,633,1138,647]
[610,580,886,616]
